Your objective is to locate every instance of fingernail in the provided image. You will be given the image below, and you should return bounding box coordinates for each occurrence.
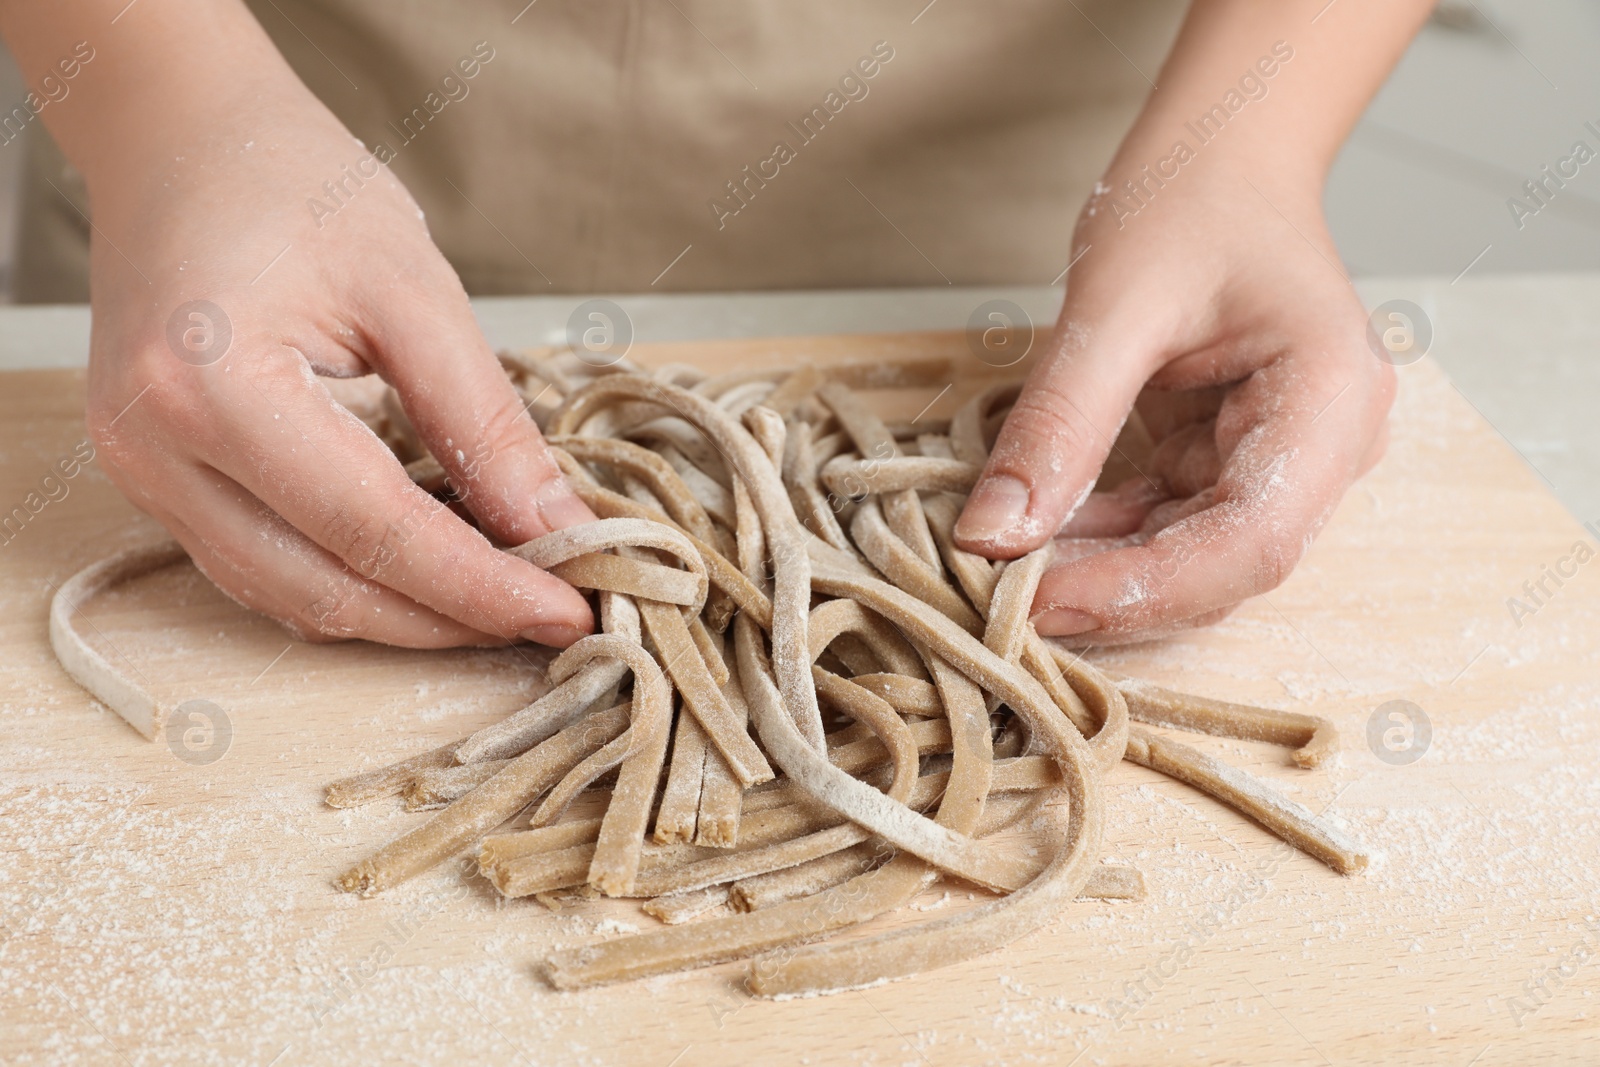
[1030,608,1100,637]
[954,475,1032,543]
[520,623,588,649]
[535,477,596,532]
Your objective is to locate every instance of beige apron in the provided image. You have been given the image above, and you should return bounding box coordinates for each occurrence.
[15,0,1183,303]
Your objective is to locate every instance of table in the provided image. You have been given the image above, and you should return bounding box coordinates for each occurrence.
[2,297,1598,1065]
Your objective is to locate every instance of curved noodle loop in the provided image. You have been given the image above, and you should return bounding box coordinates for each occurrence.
[49,347,1368,996]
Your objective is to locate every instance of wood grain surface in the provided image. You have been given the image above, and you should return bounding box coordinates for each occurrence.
[2,332,1597,1066]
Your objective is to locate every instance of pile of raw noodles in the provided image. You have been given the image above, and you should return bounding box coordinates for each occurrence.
[50,349,1367,997]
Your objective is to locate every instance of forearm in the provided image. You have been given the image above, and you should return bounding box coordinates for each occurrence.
[0,0,315,203]
[1108,0,1434,198]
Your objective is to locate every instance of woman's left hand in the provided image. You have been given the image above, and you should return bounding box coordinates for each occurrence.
[955,161,1394,644]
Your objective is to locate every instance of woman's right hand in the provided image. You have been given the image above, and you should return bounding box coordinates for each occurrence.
[12,1,598,648]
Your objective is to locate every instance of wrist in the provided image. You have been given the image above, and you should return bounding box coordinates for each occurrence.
[1105,40,1333,211]
[1085,131,1325,249]
[1088,0,1435,230]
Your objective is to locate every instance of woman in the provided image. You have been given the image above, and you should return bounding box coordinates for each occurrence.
[0,0,1428,648]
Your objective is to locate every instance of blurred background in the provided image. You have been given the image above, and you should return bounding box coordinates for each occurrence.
[1326,0,1600,277]
[1,1,1597,295]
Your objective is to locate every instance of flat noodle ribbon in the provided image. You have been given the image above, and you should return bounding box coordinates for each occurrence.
[50,352,1368,999]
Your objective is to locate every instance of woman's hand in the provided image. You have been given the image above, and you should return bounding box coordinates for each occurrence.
[957,164,1392,643]
[4,0,597,648]
[954,0,1434,644]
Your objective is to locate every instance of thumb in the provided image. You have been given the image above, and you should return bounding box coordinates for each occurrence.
[954,310,1155,559]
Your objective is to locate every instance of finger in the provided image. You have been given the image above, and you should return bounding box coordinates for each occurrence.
[1051,534,1143,565]
[117,454,502,648]
[1031,341,1391,637]
[1357,419,1390,477]
[954,305,1160,559]
[1138,486,1218,537]
[359,280,597,544]
[1058,604,1238,648]
[187,346,594,646]
[1055,480,1167,539]
[1147,420,1221,499]
[1133,385,1226,441]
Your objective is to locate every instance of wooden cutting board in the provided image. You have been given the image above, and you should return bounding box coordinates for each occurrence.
[2,331,1597,1066]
